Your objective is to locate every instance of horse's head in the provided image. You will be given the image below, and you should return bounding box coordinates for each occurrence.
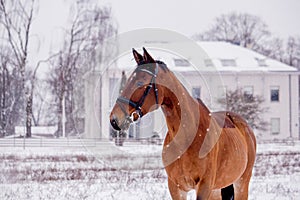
[110,48,165,131]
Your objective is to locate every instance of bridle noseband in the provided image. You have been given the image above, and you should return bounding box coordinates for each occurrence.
[116,63,159,121]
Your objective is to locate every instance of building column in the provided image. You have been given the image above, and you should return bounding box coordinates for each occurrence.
[101,69,111,139]
[84,71,101,139]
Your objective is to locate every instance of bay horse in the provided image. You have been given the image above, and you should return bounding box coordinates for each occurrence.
[109,48,256,200]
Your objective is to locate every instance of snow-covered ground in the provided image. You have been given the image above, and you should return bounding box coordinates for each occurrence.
[0,140,299,199]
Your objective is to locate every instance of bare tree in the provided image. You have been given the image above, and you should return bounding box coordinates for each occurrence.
[0,49,9,136]
[48,1,117,137]
[0,0,37,137]
[31,78,55,126]
[193,12,271,52]
[261,37,285,62]
[0,44,27,136]
[0,49,14,135]
[285,36,300,69]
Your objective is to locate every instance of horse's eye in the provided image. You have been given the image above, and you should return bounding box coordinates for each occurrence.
[137,81,144,88]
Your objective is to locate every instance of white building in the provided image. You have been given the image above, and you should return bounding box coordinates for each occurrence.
[84,41,299,141]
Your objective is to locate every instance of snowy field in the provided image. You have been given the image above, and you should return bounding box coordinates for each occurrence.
[0,139,300,200]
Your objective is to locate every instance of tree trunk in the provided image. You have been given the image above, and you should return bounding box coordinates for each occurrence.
[56,97,62,137]
[64,72,76,136]
[0,67,5,137]
[25,93,32,138]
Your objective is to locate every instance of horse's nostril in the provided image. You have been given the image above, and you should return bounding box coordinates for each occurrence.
[110,117,121,131]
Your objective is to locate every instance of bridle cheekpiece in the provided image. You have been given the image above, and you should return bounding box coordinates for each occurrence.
[116,63,159,122]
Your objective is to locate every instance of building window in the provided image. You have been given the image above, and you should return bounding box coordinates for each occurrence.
[174,58,190,67]
[256,58,268,67]
[192,87,201,99]
[204,59,213,67]
[217,85,227,99]
[270,86,279,102]
[271,118,280,135]
[243,86,254,102]
[220,59,237,67]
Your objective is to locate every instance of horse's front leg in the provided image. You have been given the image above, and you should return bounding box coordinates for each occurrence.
[196,181,213,200]
[168,178,187,200]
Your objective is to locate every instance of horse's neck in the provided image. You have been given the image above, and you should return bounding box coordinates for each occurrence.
[160,73,210,139]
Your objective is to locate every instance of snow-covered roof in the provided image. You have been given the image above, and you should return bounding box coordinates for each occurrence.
[197,41,298,72]
[111,41,298,73]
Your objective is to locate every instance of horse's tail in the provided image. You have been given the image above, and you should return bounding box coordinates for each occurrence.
[221,184,234,200]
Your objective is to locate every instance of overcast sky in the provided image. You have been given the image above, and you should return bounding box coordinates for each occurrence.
[31,0,300,63]
[101,0,300,38]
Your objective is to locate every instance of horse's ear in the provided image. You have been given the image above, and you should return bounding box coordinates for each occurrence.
[143,47,155,63]
[132,48,143,65]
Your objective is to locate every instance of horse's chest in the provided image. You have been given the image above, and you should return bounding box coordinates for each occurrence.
[166,158,200,190]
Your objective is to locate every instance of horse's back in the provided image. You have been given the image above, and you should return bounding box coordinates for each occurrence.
[213,111,256,150]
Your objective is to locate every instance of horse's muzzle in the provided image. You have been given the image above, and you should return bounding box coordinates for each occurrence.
[110,116,121,131]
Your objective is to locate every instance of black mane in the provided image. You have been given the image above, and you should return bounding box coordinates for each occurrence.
[135,60,168,74]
